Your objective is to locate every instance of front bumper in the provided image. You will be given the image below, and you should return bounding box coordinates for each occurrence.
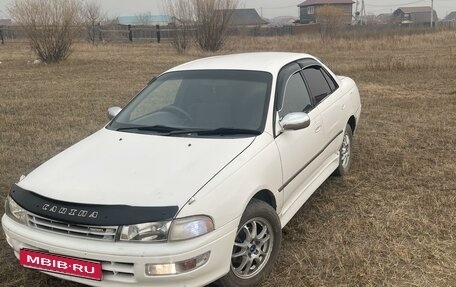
[2,214,238,287]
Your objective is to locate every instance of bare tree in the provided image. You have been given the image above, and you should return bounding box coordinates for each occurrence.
[315,5,347,39]
[193,0,239,51]
[83,0,106,44]
[8,0,83,63]
[166,0,195,53]
[136,12,152,26]
[165,0,239,52]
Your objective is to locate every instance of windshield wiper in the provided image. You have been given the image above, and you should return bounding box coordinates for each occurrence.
[116,126,261,136]
[168,128,261,136]
[116,125,183,133]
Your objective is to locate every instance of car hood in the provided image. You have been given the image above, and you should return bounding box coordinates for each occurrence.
[18,128,255,208]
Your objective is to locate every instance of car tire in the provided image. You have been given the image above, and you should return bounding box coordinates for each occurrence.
[334,124,353,177]
[216,199,282,287]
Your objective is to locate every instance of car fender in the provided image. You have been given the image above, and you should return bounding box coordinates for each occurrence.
[175,132,283,230]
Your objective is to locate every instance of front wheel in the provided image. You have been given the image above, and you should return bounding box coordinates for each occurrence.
[334,124,353,176]
[216,199,282,287]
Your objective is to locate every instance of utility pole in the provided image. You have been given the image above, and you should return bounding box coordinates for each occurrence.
[430,0,434,28]
[361,0,366,25]
[353,0,366,25]
[354,0,360,23]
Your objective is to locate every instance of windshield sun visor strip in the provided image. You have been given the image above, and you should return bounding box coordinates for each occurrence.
[9,185,179,226]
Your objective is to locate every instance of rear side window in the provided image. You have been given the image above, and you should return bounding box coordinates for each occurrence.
[321,69,338,91]
[302,67,332,104]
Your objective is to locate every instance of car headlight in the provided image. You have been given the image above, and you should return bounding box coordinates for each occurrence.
[5,196,27,224]
[119,216,214,242]
[119,221,171,242]
[169,216,214,241]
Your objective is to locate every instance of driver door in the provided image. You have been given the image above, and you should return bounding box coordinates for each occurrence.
[275,64,325,216]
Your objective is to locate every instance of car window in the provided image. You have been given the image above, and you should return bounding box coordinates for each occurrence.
[109,70,272,133]
[279,72,312,119]
[130,79,182,120]
[275,62,301,112]
[302,67,332,104]
[321,68,338,91]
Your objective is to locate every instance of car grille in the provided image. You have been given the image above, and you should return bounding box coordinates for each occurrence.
[27,213,118,241]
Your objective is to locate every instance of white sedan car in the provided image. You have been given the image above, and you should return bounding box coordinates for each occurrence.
[2,52,361,287]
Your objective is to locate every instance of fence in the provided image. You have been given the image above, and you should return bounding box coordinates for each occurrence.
[98,25,302,42]
[0,24,317,44]
[0,25,23,42]
[101,26,183,42]
[1,23,455,44]
[440,21,456,28]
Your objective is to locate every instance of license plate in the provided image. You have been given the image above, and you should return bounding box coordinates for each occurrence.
[20,249,102,281]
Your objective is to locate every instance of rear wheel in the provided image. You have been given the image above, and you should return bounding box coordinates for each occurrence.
[216,199,281,287]
[334,124,353,176]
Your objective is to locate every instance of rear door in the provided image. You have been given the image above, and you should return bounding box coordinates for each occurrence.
[302,65,345,161]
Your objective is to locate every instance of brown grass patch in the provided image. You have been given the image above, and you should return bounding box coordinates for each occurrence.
[0,30,455,286]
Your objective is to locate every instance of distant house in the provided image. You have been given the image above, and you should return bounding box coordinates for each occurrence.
[376,13,393,25]
[224,8,269,27]
[298,0,354,24]
[393,7,438,26]
[117,15,171,26]
[269,16,299,27]
[444,11,456,22]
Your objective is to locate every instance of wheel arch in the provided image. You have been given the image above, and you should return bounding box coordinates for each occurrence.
[251,189,277,211]
[348,115,357,134]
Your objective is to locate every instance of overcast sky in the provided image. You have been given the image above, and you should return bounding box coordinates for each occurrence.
[1,0,455,19]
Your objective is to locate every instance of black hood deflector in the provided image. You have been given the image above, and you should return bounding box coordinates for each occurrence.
[10,184,179,226]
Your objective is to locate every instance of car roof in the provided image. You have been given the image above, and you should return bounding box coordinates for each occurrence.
[166,52,317,75]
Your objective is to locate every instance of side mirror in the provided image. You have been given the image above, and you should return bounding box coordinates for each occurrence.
[280,112,311,131]
[107,107,122,120]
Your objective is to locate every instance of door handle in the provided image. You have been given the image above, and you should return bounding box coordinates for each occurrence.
[315,125,322,133]
[341,104,346,110]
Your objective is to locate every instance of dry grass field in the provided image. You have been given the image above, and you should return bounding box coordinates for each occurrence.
[0,29,455,287]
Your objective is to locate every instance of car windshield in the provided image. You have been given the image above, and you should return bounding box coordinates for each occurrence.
[108,70,272,136]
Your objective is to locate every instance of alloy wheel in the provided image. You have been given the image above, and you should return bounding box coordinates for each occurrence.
[231,217,274,279]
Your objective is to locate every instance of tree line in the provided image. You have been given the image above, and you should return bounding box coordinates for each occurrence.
[7,0,240,63]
